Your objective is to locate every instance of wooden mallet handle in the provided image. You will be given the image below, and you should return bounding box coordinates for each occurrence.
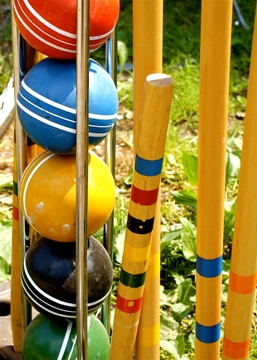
[109,73,173,360]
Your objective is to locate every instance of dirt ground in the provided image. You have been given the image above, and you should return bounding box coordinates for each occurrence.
[0,281,22,360]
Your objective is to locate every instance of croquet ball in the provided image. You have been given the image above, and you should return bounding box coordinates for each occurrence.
[17,58,118,154]
[23,313,110,359]
[13,0,119,58]
[19,151,115,242]
[21,236,113,318]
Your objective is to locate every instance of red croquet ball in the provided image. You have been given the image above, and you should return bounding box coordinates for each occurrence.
[13,0,120,58]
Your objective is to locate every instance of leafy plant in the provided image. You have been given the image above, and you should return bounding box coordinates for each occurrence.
[117,40,128,73]
[0,219,12,282]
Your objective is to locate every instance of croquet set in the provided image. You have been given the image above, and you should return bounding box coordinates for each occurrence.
[2,0,257,359]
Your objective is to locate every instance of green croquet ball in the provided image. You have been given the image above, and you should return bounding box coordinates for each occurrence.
[22,313,110,359]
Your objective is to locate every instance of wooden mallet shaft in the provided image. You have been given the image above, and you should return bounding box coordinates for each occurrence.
[222,4,257,359]
[196,0,233,358]
[133,2,163,358]
[109,73,173,360]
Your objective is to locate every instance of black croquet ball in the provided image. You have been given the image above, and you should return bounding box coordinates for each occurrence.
[21,236,113,319]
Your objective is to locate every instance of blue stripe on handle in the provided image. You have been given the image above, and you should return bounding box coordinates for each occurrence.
[135,155,163,177]
[196,322,220,344]
[196,255,222,278]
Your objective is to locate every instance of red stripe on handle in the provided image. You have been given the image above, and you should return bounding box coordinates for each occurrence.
[13,206,19,221]
[223,337,250,359]
[116,294,143,314]
[229,270,257,295]
[131,185,159,206]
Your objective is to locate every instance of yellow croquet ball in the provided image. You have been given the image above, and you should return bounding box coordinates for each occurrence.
[19,151,115,242]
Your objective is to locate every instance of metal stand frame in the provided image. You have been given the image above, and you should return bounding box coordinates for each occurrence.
[11,0,117,358]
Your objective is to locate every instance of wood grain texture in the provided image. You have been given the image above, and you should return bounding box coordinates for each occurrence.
[109,74,173,360]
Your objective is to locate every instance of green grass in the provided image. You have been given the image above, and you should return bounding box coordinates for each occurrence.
[1,0,257,358]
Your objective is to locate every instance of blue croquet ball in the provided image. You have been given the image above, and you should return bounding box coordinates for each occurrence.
[21,236,113,319]
[17,57,118,154]
[23,313,110,359]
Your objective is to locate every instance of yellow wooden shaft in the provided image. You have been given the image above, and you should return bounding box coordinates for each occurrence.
[10,9,45,348]
[222,4,257,360]
[135,191,161,359]
[196,0,233,359]
[133,0,163,150]
[109,74,173,360]
[11,131,23,353]
[133,2,163,359]
[10,9,23,351]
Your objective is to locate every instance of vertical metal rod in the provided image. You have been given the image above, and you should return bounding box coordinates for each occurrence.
[233,0,249,29]
[103,33,117,334]
[76,0,90,359]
